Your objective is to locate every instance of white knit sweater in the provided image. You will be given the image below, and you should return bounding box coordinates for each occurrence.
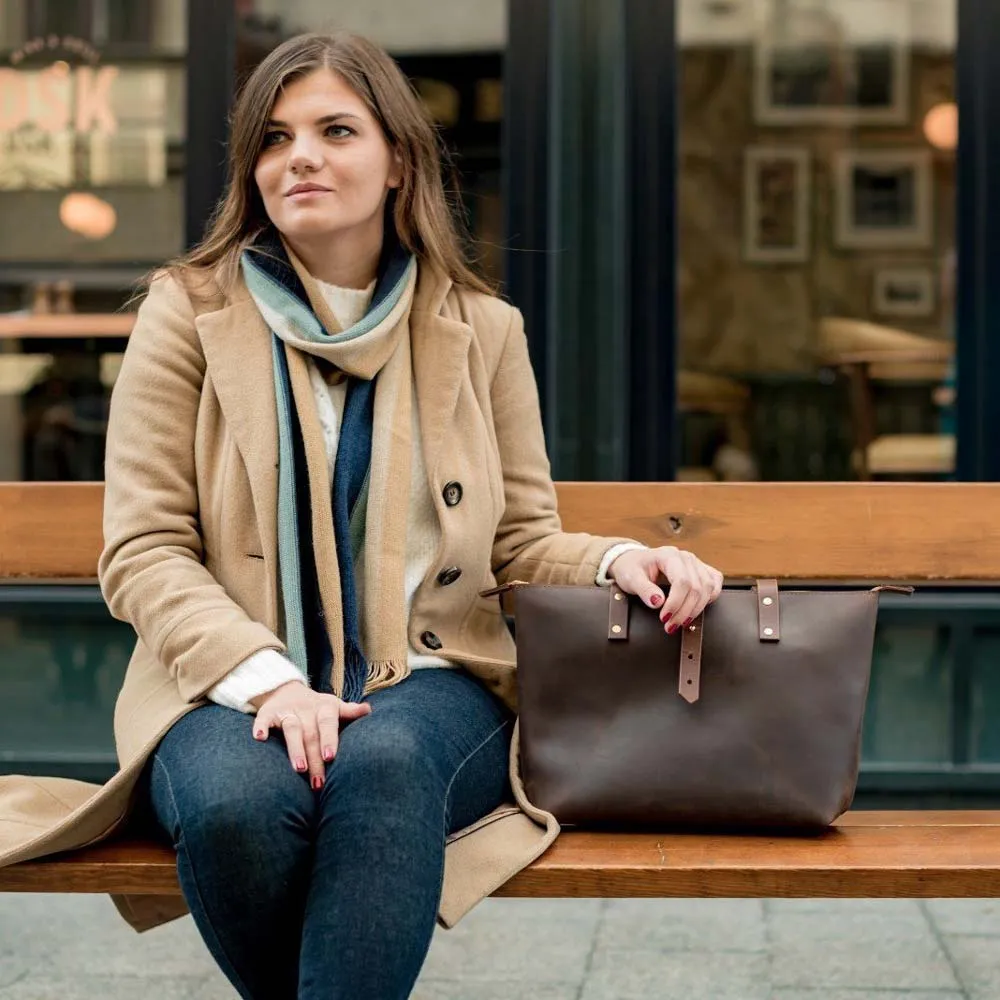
[208,280,642,713]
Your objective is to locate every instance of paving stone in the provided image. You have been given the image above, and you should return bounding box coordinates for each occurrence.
[420,914,596,984]
[941,934,1000,999]
[924,899,1000,936]
[412,981,579,1000]
[0,894,217,979]
[598,898,766,953]
[767,910,939,946]
[768,914,959,991]
[771,992,965,1000]
[0,977,207,1000]
[0,951,27,991]
[581,947,770,1000]
[188,974,239,999]
[765,898,929,921]
[464,897,604,925]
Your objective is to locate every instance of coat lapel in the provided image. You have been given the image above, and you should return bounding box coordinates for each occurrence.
[411,269,473,483]
[191,265,471,594]
[195,297,279,576]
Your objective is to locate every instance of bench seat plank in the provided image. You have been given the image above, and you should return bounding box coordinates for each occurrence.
[498,812,1000,899]
[4,812,1000,898]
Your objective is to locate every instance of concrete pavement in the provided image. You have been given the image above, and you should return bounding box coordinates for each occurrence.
[2,895,999,998]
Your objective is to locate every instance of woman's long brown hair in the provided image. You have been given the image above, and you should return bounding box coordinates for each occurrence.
[156,32,492,297]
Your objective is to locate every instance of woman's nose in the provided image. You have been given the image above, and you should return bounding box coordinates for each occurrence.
[288,135,323,172]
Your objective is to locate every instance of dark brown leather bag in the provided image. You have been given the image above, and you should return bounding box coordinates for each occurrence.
[508,580,899,829]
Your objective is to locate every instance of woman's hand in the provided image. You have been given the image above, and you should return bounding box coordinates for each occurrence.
[608,546,723,634]
[251,681,372,789]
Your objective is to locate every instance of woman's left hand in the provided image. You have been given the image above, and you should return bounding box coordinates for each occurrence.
[608,546,723,633]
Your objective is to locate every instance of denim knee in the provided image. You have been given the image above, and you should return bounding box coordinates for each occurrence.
[151,751,316,863]
[329,725,439,807]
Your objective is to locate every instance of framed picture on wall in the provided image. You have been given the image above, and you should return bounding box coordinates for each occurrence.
[834,149,932,250]
[872,267,936,318]
[743,146,811,263]
[753,0,910,126]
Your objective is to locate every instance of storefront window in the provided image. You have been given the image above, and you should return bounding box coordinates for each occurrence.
[677,0,956,482]
[0,1,186,480]
[236,0,507,285]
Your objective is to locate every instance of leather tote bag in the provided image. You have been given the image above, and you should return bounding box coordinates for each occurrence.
[506,579,902,829]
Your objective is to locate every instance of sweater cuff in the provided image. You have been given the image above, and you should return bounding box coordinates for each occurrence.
[206,649,307,714]
[596,542,648,587]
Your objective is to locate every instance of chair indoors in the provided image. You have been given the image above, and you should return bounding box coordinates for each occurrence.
[818,317,955,480]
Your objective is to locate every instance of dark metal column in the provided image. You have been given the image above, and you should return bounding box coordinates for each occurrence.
[956,0,1000,481]
[504,0,552,420]
[184,0,236,248]
[624,0,678,480]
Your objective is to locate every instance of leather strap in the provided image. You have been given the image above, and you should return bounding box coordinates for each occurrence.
[679,616,703,704]
[757,578,780,642]
[608,584,629,640]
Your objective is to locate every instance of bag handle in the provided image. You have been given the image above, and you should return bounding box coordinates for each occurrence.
[608,579,781,705]
[756,578,780,641]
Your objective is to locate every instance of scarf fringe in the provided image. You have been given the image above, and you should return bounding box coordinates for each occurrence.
[364,658,411,696]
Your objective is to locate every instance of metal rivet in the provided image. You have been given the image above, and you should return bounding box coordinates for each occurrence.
[763,627,774,636]
[762,597,773,606]
[613,592,623,601]
[689,625,697,632]
[611,624,622,634]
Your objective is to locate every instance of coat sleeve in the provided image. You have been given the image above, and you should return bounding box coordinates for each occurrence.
[98,274,286,703]
[489,306,639,586]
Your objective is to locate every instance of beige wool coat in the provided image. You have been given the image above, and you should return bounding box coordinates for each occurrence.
[0,260,635,933]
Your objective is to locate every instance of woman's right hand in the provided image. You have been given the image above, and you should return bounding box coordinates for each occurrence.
[250,681,372,789]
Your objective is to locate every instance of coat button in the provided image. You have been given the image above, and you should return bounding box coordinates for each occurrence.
[437,566,462,586]
[420,631,443,651]
[442,481,463,507]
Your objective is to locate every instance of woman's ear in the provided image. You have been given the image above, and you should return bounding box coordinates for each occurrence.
[388,149,403,190]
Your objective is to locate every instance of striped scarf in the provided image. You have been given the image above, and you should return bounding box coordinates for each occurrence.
[241,229,417,701]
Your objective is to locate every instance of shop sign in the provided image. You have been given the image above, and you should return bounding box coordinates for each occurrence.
[0,35,165,191]
[0,64,119,134]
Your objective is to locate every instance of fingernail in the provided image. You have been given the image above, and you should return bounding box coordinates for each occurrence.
[254,730,265,740]
[651,594,663,607]
[311,776,323,790]
[666,624,677,635]
[661,613,672,624]
[683,618,692,627]
[323,747,334,761]
[295,758,307,772]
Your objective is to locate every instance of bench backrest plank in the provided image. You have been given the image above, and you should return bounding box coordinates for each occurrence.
[1,482,997,582]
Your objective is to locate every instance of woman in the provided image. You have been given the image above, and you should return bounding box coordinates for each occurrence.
[97,32,723,1000]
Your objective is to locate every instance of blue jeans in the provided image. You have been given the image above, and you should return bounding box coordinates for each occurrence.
[145,668,513,1000]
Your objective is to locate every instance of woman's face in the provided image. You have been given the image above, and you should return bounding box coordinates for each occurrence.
[254,68,401,250]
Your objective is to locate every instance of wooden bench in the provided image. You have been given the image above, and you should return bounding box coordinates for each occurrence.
[2,481,1000,899]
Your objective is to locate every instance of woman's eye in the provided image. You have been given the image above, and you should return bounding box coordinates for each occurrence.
[262,131,287,148]
[325,124,353,139]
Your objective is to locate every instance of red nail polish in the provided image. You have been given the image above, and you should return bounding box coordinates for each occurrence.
[311,776,323,790]
[323,748,334,761]
[683,618,692,627]
[651,594,663,607]
[254,730,265,739]
[666,624,677,635]
[296,758,307,772]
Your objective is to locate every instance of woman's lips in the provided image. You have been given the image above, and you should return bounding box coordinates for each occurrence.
[287,188,330,200]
